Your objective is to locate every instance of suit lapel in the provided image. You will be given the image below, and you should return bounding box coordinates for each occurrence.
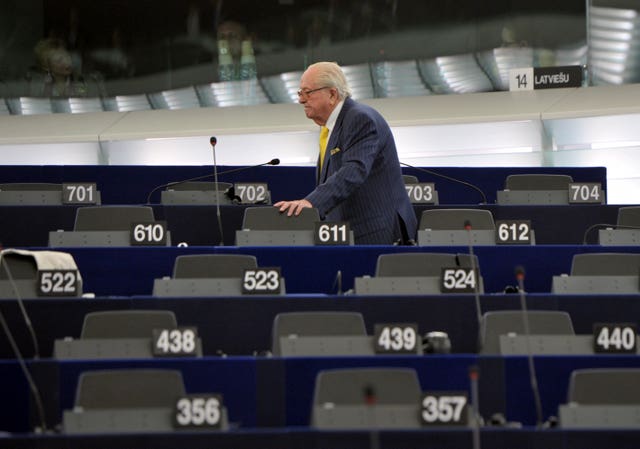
[318,98,352,184]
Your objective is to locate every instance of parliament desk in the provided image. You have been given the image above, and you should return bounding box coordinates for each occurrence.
[2,292,640,432]
[2,293,639,358]
[10,244,639,297]
[2,353,640,443]
[0,203,625,248]
[5,427,640,449]
[0,165,607,206]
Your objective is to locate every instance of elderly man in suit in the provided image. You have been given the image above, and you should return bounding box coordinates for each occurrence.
[275,61,417,245]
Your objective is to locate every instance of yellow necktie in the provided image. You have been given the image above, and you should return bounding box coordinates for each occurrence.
[319,126,329,171]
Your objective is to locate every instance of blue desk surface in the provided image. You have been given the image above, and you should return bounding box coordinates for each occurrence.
[6,427,640,449]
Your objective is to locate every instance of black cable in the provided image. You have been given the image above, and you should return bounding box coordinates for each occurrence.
[400,162,488,204]
[0,254,48,433]
[582,223,640,245]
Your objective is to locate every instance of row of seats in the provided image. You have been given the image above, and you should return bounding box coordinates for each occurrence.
[47,307,625,358]
[0,173,607,206]
[3,248,640,299]
[38,204,638,248]
[0,45,588,115]
[60,365,639,433]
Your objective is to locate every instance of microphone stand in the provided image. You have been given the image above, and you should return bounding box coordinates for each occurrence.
[0,253,48,433]
[210,137,225,246]
[516,266,544,428]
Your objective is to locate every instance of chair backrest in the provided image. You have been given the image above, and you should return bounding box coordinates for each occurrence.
[52,97,104,114]
[74,206,155,231]
[0,253,38,280]
[148,86,201,110]
[504,174,573,191]
[6,97,53,115]
[166,182,233,192]
[173,254,257,278]
[313,367,421,406]
[74,369,185,409]
[242,206,320,230]
[567,368,640,404]
[0,183,61,191]
[419,209,495,230]
[81,310,177,339]
[480,310,575,354]
[371,60,430,98]
[102,94,151,112]
[260,71,303,103]
[570,253,640,276]
[271,311,367,356]
[402,174,419,184]
[617,206,640,227]
[375,252,479,277]
[196,80,271,107]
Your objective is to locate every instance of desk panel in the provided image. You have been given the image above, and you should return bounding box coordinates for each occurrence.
[46,245,640,296]
[2,294,639,359]
[4,427,621,449]
[2,354,640,440]
[0,203,624,247]
[0,165,607,206]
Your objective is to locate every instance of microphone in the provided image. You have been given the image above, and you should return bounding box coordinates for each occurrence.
[0,253,48,433]
[332,269,343,295]
[211,136,225,246]
[515,265,544,428]
[469,365,482,449]
[463,220,483,349]
[400,162,488,205]
[144,158,280,204]
[363,384,380,449]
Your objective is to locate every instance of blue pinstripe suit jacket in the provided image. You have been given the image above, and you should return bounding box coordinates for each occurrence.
[305,97,417,244]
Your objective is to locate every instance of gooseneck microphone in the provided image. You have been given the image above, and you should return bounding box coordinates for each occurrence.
[211,136,225,246]
[400,162,488,205]
[515,266,544,428]
[464,220,483,346]
[363,384,380,449]
[144,159,281,204]
[469,365,482,449]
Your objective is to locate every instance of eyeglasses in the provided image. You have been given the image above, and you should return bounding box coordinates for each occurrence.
[297,86,330,98]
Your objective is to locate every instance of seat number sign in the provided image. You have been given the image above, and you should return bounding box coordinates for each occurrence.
[315,222,350,245]
[174,394,222,428]
[152,327,199,357]
[569,183,602,204]
[405,183,436,204]
[37,269,79,296]
[593,323,637,354]
[374,323,419,354]
[421,392,468,426]
[235,183,268,204]
[440,267,477,293]
[496,220,532,244]
[130,221,168,245]
[62,183,98,204]
[242,267,281,294]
